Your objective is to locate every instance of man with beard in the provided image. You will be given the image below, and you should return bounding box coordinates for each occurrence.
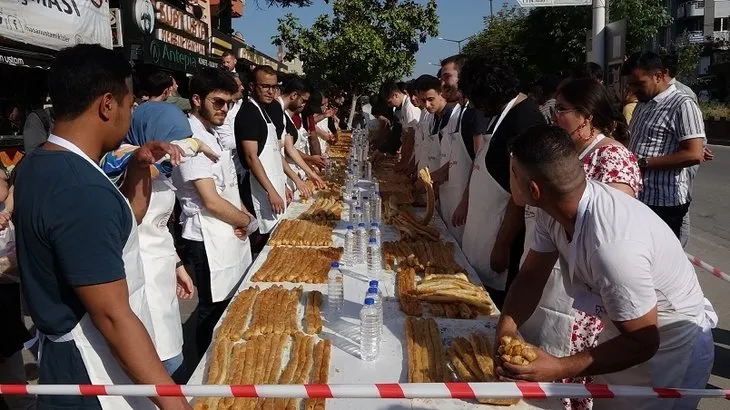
[172,68,254,357]
[14,44,189,410]
[236,65,290,253]
[623,51,706,238]
[274,78,326,198]
[439,55,491,243]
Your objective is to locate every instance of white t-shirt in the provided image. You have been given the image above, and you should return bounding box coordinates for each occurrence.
[399,95,421,130]
[172,115,227,241]
[531,180,705,329]
[215,98,243,151]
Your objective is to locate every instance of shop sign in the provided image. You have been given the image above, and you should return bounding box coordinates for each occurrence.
[148,39,217,72]
[153,0,208,55]
[110,8,124,47]
[0,0,112,51]
[238,46,278,67]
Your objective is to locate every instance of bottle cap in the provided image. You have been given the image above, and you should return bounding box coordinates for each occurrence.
[367,287,379,294]
[358,223,366,227]
[364,298,375,305]
[355,206,361,210]
[369,280,379,287]
[370,222,379,228]
[369,238,377,244]
[331,261,340,268]
[347,225,354,230]
[363,196,369,200]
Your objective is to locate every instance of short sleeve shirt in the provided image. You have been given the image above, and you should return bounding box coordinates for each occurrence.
[235,99,270,169]
[582,143,643,196]
[459,106,489,160]
[532,180,705,326]
[172,116,226,241]
[14,145,131,408]
[486,98,546,192]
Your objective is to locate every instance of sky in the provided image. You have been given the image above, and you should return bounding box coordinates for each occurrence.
[232,0,500,78]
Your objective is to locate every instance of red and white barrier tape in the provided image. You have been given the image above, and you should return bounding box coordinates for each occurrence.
[687,253,730,283]
[0,383,729,400]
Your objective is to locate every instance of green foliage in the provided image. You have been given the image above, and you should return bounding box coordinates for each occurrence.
[675,34,702,85]
[699,101,730,119]
[462,4,589,85]
[609,0,672,52]
[273,0,439,94]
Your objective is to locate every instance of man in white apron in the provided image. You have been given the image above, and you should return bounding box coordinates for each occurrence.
[457,57,546,308]
[173,68,253,358]
[272,78,326,197]
[384,81,422,173]
[14,44,189,410]
[236,65,290,254]
[413,75,456,187]
[497,125,714,410]
[216,72,246,182]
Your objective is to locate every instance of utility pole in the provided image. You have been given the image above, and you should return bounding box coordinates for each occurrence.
[591,0,606,68]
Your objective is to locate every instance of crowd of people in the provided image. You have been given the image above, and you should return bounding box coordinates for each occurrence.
[0,41,719,410]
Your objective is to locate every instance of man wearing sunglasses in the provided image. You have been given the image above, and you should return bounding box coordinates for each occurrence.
[172,68,255,356]
[235,65,290,253]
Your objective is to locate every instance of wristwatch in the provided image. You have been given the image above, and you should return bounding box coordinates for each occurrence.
[638,157,649,168]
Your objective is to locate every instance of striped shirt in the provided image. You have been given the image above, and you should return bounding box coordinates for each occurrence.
[629,85,705,207]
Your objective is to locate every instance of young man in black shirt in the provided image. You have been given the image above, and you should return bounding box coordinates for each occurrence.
[235,65,291,253]
[458,57,546,309]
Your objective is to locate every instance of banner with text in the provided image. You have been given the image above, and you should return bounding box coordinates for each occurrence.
[0,0,112,51]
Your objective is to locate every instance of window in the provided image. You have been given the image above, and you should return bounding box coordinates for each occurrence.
[715,17,729,31]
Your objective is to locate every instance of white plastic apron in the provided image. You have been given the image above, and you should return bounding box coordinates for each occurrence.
[200,145,252,303]
[248,98,287,234]
[137,176,182,361]
[285,121,312,197]
[565,184,714,410]
[414,112,430,168]
[439,102,472,243]
[43,135,156,410]
[424,112,444,173]
[461,98,517,290]
[518,134,606,356]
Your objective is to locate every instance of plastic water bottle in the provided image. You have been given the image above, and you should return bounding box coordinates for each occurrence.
[356,223,368,264]
[367,237,382,277]
[360,298,380,361]
[362,197,371,226]
[352,206,363,227]
[328,261,344,315]
[365,286,384,335]
[370,193,382,224]
[343,226,355,266]
[370,222,381,245]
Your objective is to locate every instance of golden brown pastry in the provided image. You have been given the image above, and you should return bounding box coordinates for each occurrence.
[497,335,538,365]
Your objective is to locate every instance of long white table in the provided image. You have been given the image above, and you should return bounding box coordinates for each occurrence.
[188,199,562,410]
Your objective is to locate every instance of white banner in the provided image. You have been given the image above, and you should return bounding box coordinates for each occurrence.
[0,0,113,51]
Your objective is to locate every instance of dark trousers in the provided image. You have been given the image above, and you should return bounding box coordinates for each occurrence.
[240,172,270,254]
[485,226,525,311]
[180,238,230,359]
[649,203,690,239]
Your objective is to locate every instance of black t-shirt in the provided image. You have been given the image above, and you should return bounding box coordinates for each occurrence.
[430,104,455,137]
[485,98,546,192]
[459,107,489,160]
[284,113,298,143]
[235,99,271,169]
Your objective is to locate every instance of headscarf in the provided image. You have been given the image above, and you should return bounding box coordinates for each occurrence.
[103,102,193,184]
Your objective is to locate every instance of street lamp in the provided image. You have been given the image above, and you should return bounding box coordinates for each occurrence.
[437,35,476,53]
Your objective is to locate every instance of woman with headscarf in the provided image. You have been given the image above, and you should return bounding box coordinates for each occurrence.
[102,101,219,382]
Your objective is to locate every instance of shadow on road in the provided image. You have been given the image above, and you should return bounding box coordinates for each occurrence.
[712,328,730,380]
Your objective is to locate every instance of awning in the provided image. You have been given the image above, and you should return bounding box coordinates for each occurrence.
[0,45,54,69]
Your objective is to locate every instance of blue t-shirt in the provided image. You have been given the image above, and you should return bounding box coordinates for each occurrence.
[14,147,132,409]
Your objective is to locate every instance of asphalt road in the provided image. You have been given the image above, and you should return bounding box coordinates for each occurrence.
[687,145,730,410]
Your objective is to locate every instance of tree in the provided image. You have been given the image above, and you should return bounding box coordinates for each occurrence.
[274,0,439,126]
[609,0,672,52]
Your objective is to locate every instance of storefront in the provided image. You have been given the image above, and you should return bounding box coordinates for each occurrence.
[115,0,219,76]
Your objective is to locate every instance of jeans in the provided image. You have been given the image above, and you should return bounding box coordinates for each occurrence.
[162,352,186,384]
[0,350,36,410]
[648,203,690,239]
[180,239,231,360]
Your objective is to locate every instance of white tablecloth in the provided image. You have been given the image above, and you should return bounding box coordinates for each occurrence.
[187,199,562,410]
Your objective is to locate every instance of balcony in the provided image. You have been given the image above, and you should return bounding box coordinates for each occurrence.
[678,0,705,18]
[688,30,707,44]
[715,31,730,42]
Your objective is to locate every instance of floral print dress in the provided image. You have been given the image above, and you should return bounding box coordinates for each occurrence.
[562,142,642,410]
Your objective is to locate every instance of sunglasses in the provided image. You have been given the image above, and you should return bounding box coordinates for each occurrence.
[207,97,234,110]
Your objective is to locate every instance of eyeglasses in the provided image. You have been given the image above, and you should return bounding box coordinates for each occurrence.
[555,105,576,115]
[256,83,280,92]
[207,97,234,110]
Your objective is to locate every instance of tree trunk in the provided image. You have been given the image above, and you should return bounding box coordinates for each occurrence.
[347,94,360,129]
